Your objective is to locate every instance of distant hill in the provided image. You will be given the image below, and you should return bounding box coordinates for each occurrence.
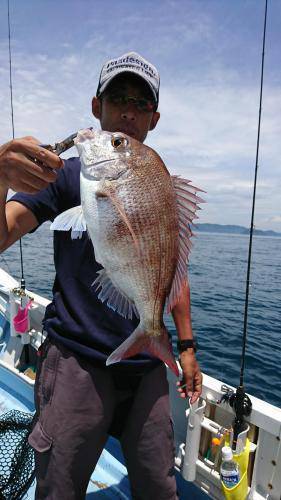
[196,223,281,237]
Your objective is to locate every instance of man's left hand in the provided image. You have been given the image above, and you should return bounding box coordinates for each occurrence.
[177,351,203,404]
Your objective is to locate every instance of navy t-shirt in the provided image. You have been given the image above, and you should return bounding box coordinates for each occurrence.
[10,157,160,374]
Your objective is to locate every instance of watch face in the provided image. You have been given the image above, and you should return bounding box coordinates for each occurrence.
[177,340,197,353]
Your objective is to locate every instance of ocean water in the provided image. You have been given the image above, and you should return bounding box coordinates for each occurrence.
[1,225,280,408]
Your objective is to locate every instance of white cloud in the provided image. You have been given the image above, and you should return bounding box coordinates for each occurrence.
[269,216,281,223]
[147,82,281,231]
[0,1,280,232]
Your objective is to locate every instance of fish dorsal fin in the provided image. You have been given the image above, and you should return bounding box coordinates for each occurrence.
[166,176,205,313]
[50,205,87,239]
[92,268,139,320]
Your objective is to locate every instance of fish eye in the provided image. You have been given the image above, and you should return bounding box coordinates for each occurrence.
[111,136,128,149]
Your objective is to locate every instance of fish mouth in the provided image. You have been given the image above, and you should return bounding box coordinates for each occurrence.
[91,158,116,168]
[105,169,127,181]
[84,158,127,181]
[85,158,115,179]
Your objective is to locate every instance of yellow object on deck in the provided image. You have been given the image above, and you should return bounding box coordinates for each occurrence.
[221,438,250,500]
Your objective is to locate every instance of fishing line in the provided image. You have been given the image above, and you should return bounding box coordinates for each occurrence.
[7,0,15,139]
[240,0,268,387]
[7,0,25,291]
[227,0,269,450]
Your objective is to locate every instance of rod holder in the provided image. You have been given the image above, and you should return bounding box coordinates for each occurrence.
[182,399,206,482]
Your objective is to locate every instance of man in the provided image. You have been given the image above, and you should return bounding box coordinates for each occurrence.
[0,52,202,499]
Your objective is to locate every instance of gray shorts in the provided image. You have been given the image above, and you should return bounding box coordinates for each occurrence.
[28,338,178,500]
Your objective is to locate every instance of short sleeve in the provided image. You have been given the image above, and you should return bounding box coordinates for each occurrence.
[8,157,81,231]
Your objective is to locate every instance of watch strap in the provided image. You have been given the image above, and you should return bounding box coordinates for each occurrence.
[177,339,197,353]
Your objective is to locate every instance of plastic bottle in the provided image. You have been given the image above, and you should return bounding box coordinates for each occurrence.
[211,437,221,462]
[220,446,240,488]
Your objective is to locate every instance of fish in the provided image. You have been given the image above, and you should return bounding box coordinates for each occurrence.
[50,129,204,376]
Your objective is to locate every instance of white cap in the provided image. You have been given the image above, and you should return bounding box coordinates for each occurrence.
[96,51,160,106]
[221,446,233,461]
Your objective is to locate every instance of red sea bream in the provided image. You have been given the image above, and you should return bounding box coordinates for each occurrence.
[51,129,203,376]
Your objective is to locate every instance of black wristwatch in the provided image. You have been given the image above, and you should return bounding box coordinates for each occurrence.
[177,339,198,353]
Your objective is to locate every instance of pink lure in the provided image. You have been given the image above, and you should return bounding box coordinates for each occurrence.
[13,299,32,333]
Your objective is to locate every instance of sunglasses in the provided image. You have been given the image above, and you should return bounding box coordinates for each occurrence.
[103,93,156,112]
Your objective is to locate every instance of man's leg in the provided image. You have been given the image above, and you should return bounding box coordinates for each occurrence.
[29,339,116,500]
[120,364,178,500]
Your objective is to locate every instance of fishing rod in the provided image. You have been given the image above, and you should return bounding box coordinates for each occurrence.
[224,0,269,450]
[7,0,26,294]
[6,0,85,284]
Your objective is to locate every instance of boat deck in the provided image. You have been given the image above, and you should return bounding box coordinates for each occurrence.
[0,363,209,499]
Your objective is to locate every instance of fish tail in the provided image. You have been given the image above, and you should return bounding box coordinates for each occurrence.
[106,326,179,377]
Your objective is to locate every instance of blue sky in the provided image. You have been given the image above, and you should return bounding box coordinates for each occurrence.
[1,0,280,230]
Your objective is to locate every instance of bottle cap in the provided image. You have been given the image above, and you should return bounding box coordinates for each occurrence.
[221,446,233,461]
[212,437,221,446]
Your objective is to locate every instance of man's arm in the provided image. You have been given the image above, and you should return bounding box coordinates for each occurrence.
[172,280,202,404]
[0,137,62,253]
[0,192,39,253]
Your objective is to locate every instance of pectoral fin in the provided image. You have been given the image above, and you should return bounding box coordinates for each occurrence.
[98,185,140,253]
[50,205,87,239]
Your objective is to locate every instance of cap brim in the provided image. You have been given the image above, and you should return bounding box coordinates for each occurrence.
[97,69,158,106]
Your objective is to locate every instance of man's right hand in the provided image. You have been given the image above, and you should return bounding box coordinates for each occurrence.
[0,136,63,194]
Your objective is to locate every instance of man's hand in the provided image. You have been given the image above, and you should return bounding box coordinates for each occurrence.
[177,350,203,404]
[0,137,63,194]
